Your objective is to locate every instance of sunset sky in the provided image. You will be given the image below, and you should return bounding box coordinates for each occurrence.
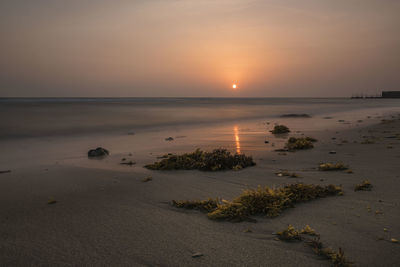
[1,0,399,97]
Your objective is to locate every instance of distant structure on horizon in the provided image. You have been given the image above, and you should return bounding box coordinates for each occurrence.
[382,91,400,98]
[351,91,400,99]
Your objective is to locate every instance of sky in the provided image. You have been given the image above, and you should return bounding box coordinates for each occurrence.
[0,0,399,97]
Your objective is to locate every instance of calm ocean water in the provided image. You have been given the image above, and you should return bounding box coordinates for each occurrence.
[1,97,399,139]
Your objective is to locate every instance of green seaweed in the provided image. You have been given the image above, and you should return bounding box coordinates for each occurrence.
[318,163,348,171]
[286,137,317,151]
[271,125,290,134]
[207,202,252,222]
[277,225,302,241]
[172,198,219,212]
[300,224,318,236]
[354,180,372,191]
[312,246,351,267]
[172,183,343,222]
[145,148,255,171]
[277,226,353,267]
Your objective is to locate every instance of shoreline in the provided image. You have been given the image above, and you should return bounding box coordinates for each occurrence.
[1,110,400,266]
[1,98,400,140]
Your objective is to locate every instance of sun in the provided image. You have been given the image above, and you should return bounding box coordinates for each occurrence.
[232,84,237,89]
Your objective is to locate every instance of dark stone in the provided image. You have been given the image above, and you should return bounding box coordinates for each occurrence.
[88,147,109,158]
[165,137,174,141]
[192,252,203,258]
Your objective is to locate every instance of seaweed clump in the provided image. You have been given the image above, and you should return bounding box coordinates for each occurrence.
[308,238,351,267]
[277,225,352,267]
[286,137,317,151]
[277,225,302,241]
[172,183,343,222]
[318,163,348,171]
[300,224,317,236]
[354,180,372,191]
[271,125,290,134]
[172,198,219,212]
[145,149,255,171]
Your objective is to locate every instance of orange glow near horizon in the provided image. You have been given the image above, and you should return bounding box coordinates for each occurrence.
[234,125,241,154]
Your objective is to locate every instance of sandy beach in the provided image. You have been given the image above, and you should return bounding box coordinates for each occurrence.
[2,0,400,265]
[1,98,400,266]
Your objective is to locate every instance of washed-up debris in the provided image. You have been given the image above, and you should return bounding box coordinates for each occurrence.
[88,147,109,158]
[165,137,174,141]
[361,139,375,144]
[329,151,337,154]
[275,170,300,178]
[0,170,11,174]
[271,125,290,134]
[381,119,395,124]
[145,149,255,171]
[48,197,57,205]
[354,180,372,191]
[120,161,136,166]
[318,163,348,171]
[142,176,152,182]
[172,183,343,222]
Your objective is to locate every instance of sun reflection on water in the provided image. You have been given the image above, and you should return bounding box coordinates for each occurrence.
[234,125,241,154]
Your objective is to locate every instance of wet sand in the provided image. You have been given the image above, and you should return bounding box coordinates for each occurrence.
[1,107,400,266]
